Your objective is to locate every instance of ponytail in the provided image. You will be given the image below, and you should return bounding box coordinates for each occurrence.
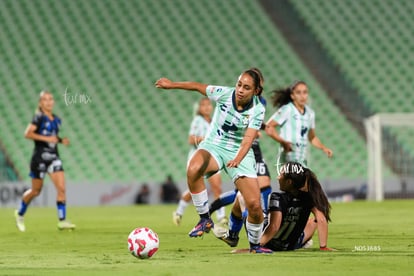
[305,169,331,222]
[270,80,307,108]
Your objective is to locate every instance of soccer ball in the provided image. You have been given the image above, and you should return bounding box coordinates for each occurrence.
[127,227,159,259]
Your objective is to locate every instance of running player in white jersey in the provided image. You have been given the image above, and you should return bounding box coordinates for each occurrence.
[172,97,226,226]
[265,80,333,167]
[155,68,272,253]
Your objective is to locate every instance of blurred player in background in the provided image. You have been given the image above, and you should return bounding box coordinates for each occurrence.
[260,161,333,251]
[155,68,272,253]
[15,91,75,232]
[172,97,226,226]
[265,80,333,168]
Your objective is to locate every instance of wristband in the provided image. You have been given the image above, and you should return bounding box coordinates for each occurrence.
[58,137,63,143]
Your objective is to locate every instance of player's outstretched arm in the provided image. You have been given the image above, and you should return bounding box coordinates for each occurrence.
[260,210,282,246]
[311,207,335,251]
[155,78,208,96]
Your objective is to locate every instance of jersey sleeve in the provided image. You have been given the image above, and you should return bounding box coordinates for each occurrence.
[205,85,232,102]
[31,112,43,128]
[248,103,265,130]
[268,192,285,212]
[270,105,289,126]
[188,116,202,136]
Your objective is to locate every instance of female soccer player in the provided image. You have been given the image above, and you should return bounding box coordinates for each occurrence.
[265,80,333,167]
[260,161,334,251]
[210,69,272,246]
[14,91,75,231]
[155,68,272,253]
[172,97,226,226]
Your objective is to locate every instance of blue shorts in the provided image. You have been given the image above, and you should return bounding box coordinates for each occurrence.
[198,141,257,182]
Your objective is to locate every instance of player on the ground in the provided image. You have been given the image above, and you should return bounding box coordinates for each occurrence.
[155,68,272,253]
[260,161,334,251]
[173,97,226,226]
[265,80,333,167]
[15,91,75,231]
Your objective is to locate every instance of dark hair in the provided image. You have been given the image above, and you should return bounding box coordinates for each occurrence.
[270,80,307,108]
[280,161,331,222]
[243,68,264,96]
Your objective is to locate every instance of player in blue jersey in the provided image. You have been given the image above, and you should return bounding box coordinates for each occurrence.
[155,68,272,253]
[15,91,75,231]
[260,161,334,251]
[265,80,333,167]
[172,97,226,226]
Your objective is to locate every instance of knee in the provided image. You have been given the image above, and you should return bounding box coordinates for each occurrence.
[187,162,205,180]
[245,200,263,220]
[31,188,42,197]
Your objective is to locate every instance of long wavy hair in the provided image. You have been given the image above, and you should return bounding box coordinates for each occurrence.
[281,161,331,221]
[270,80,307,108]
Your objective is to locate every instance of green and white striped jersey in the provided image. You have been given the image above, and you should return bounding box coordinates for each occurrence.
[203,85,265,151]
[270,102,315,164]
[188,115,210,158]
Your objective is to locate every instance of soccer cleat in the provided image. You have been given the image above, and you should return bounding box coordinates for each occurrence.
[302,239,313,249]
[249,245,273,254]
[213,226,239,247]
[188,217,213,237]
[172,211,182,226]
[218,234,239,247]
[57,220,76,230]
[14,210,26,232]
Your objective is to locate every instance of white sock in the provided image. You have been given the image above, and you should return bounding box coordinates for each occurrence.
[245,220,263,245]
[176,199,190,216]
[190,189,209,215]
[216,207,226,221]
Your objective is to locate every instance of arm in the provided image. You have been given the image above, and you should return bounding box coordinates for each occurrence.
[311,207,333,250]
[265,119,292,152]
[188,135,203,146]
[25,124,70,145]
[308,129,333,158]
[260,210,282,246]
[24,124,59,144]
[155,78,208,96]
[227,128,257,168]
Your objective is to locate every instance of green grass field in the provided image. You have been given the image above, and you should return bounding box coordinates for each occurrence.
[1,200,414,276]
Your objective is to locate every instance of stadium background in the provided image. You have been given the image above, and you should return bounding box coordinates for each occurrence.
[0,0,413,206]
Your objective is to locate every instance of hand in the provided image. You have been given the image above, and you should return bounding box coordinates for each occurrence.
[48,136,59,144]
[323,148,333,158]
[61,137,70,146]
[226,159,240,168]
[155,78,173,89]
[281,141,293,152]
[320,246,337,251]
